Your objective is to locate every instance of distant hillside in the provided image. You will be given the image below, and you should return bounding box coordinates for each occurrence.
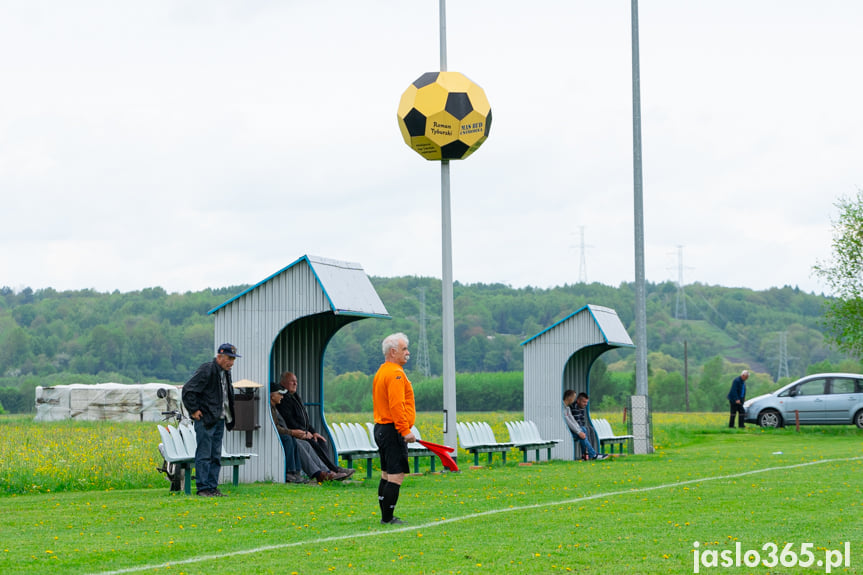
[0,279,858,413]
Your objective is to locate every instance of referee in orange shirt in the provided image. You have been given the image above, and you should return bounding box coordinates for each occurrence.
[372,332,416,525]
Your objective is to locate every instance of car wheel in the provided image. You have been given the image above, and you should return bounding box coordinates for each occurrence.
[758,409,782,428]
[855,410,863,429]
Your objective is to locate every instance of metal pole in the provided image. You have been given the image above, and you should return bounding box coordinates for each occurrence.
[631,0,647,397]
[439,0,447,72]
[439,0,457,451]
[684,340,689,412]
[631,0,653,453]
[441,161,456,450]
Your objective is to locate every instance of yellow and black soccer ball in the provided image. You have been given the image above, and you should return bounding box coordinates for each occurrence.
[397,71,492,161]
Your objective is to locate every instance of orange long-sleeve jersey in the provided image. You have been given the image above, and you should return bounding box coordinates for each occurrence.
[372,361,416,438]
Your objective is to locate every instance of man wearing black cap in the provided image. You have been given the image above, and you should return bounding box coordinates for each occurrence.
[182,343,239,497]
[269,382,310,484]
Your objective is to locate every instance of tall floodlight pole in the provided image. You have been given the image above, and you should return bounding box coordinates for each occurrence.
[631,0,653,453]
[398,1,491,454]
[439,0,458,451]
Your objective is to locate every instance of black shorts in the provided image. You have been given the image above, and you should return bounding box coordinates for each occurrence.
[373,423,409,475]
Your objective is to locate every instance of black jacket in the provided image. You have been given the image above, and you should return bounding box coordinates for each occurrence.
[727,376,746,403]
[182,358,236,430]
[277,392,314,433]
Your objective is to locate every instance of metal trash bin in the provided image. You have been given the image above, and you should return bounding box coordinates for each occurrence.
[232,380,263,447]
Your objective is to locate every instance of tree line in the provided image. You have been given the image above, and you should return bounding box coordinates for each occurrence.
[0,278,858,413]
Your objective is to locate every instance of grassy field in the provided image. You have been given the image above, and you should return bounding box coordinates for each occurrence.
[1,412,861,574]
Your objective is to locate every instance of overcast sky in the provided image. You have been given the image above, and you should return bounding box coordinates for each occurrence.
[2,1,861,296]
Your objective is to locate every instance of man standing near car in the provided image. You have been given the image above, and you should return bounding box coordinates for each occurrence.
[727,369,749,429]
[182,343,239,496]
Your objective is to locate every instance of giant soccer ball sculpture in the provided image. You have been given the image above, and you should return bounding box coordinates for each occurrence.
[398,71,492,161]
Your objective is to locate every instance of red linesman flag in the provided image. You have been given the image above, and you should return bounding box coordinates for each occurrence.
[417,440,459,472]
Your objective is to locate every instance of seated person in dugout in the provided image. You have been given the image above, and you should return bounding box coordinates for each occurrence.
[269,382,310,484]
[563,389,608,461]
[276,371,354,480]
[271,381,349,483]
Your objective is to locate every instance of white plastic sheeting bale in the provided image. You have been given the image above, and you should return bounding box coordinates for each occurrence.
[34,386,71,421]
[34,383,182,422]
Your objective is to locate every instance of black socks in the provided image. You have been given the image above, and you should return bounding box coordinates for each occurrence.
[378,478,387,514]
[380,480,401,523]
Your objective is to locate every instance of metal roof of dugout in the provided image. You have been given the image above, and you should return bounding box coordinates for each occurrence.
[521,304,634,461]
[209,255,389,484]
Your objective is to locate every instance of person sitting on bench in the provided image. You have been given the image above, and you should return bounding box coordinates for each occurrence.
[270,383,312,484]
[276,371,354,480]
[563,390,607,461]
[271,381,348,483]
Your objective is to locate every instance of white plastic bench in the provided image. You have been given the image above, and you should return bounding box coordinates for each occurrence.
[457,421,512,466]
[505,420,560,462]
[592,418,632,455]
[157,424,254,494]
[327,422,378,478]
[157,425,195,493]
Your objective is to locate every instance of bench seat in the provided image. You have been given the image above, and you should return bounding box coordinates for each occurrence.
[506,420,561,462]
[592,418,633,455]
[457,421,512,466]
[328,422,379,479]
[157,424,253,494]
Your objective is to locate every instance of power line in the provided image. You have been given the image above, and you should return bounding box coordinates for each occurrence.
[571,226,593,283]
[578,226,588,283]
[668,245,693,320]
[773,331,795,380]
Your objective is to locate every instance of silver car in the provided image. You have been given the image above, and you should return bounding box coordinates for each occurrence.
[744,373,863,428]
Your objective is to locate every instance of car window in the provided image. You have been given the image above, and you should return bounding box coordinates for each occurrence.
[795,380,826,396]
[830,378,859,394]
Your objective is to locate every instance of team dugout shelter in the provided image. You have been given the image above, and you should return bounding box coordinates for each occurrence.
[209,255,390,484]
[521,304,634,461]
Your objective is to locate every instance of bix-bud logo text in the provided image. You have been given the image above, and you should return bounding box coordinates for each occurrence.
[693,541,851,573]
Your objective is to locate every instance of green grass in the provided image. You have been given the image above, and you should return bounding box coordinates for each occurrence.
[1,414,861,574]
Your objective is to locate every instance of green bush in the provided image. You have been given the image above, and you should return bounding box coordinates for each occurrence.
[413,371,523,411]
[326,371,524,412]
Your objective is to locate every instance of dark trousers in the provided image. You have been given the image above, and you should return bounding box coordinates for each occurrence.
[307,436,339,471]
[729,401,745,428]
[279,434,302,477]
[194,419,224,492]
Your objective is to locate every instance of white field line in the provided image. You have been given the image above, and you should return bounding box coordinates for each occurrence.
[91,455,862,575]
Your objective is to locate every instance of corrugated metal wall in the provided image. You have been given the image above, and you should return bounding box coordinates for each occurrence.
[523,306,631,461]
